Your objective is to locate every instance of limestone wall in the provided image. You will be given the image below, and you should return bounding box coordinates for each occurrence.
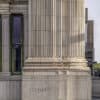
[0,76,21,100]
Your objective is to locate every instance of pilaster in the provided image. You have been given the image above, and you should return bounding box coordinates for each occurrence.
[2,14,10,75]
[0,3,10,75]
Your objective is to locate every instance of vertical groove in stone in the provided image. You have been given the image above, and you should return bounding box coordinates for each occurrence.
[56,0,62,58]
[53,0,56,57]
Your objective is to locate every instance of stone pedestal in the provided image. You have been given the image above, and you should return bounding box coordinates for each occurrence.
[2,14,10,75]
[22,59,91,100]
[22,0,92,100]
[23,71,91,100]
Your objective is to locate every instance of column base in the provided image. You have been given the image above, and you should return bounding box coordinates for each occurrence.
[22,63,91,100]
[0,72,11,76]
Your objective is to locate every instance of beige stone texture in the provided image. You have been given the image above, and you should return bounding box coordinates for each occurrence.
[0,76,21,100]
[22,0,91,100]
[22,70,91,100]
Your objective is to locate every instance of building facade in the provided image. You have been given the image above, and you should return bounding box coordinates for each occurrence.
[0,0,91,100]
[0,0,27,100]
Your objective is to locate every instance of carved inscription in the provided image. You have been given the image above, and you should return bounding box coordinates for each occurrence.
[30,87,55,95]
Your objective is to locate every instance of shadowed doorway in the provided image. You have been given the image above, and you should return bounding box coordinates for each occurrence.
[10,14,24,74]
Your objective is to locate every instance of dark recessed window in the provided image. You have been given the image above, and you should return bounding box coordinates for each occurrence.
[10,14,24,73]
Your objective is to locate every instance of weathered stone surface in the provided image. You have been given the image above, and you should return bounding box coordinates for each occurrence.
[0,76,21,100]
[22,70,91,100]
[22,0,92,100]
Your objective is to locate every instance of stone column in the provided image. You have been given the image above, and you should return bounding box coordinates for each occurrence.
[24,14,28,60]
[22,0,91,100]
[61,0,88,68]
[27,0,62,60]
[61,1,91,100]
[27,0,55,60]
[53,0,56,58]
[2,14,10,75]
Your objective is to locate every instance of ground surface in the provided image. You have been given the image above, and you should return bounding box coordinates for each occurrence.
[92,77,100,100]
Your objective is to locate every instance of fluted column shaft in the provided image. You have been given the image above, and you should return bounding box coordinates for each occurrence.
[62,0,85,58]
[28,0,55,58]
[28,0,63,59]
[28,0,86,61]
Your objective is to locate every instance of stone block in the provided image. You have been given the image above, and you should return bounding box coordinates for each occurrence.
[22,70,91,100]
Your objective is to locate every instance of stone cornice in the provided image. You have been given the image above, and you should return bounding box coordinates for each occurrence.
[10,4,28,14]
[0,4,10,14]
[0,4,28,14]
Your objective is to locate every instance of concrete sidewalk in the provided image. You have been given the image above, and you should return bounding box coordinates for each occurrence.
[92,77,100,100]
